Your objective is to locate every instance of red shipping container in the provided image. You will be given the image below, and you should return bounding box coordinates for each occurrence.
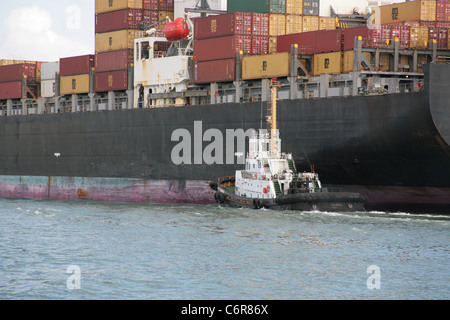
[277,32,316,54]
[366,25,392,48]
[389,25,411,49]
[143,10,159,28]
[95,70,129,92]
[95,50,134,72]
[342,26,369,51]
[252,13,270,36]
[436,21,450,28]
[194,12,253,40]
[251,36,269,55]
[95,9,143,33]
[194,35,251,62]
[0,81,22,99]
[437,0,450,22]
[60,55,95,76]
[435,27,448,49]
[314,29,342,53]
[143,0,159,10]
[193,59,236,84]
[158,0,174,11]
[0,63,36,83]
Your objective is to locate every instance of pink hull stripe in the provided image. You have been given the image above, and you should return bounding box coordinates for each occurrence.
[0,175,215,204]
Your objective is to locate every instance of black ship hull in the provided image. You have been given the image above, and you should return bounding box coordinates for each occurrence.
[0,65,449,213]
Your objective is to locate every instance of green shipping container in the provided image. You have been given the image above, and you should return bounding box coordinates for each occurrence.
[228,0,286,14]
[270,0,286,14]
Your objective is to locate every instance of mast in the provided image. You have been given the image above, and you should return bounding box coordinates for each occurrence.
[267,78,280,159]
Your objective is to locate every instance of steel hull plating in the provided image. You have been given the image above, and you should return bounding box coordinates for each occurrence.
[0,65,449,212]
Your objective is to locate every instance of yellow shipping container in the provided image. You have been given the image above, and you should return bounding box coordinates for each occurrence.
[312,52,342,76]
[448,31,450,50]
[373,0,436,25]
[95,0,142,14]
[269,14,286,36]
[417,54,429,73]
[269,37,277,54]
[95,30,140,53]
[379,53,391,72]
[158,11,175,30]
[0,60,38,66]
[286,0,303,15]
[319,16,336,30]
[303,15,319,32]
[242,52,290,80]
[410,26,429,48]
[0,59,15,66]
[60,74,91,95]
[342,50,372,73]
[286,15,303,34]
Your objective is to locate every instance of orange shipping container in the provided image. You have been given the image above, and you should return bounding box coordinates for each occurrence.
[342,50,372,73]
[95,0,142,14]
[286,0,303,15]
[286,15,303,34]
[303,15,319,32]
[448,30,450,49]
[410,26,429,48]
[319,16,336,30]
[60,74,91,95]
[269,14,286,36]
[95,30,141,53]
[373,0,437,25]
[158,11,174,30]
[269,36,277,53]
[312,52,342,76]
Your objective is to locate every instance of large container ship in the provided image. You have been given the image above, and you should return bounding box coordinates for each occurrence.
[0,0,449,213]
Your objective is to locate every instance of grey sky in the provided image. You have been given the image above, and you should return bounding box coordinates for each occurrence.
[0,0,94,61]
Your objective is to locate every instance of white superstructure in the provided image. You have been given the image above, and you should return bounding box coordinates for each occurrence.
[134,35,192,107]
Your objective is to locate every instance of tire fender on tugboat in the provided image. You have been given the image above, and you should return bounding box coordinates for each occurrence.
[253,199,263,209]
[215,192,225,203]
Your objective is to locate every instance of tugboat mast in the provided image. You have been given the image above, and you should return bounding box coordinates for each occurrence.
[267,78,281,159]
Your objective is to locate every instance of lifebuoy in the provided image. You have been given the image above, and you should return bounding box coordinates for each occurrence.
[417,82,423,90]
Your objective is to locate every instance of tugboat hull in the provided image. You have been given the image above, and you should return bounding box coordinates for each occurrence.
[213,183,367,212]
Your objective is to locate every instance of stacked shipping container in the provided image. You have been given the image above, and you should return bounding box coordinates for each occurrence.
[59,55,95,95]
[40,62,60,98]
[371,0,450,49]
[193,12,271,83]
[94,0,174,92]
[0,63,37,99]
[95,0,142,92]
[229,1,449,79]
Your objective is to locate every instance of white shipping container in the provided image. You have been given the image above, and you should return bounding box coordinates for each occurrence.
[41,79,57,98]
[174,0,227,19]
[41,61,59,81]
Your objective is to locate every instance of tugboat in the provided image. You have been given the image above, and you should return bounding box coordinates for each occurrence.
[211,79,367,212]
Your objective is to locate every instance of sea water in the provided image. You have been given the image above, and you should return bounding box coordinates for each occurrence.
[0,198,448,300]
